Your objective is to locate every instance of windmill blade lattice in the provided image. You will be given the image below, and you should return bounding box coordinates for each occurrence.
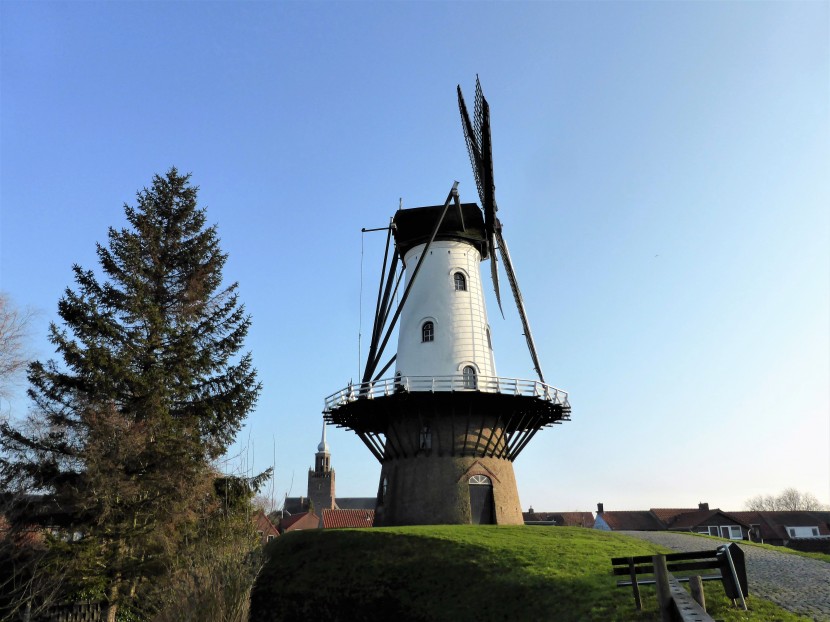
[458,79,504,315]
[459,76,545,384]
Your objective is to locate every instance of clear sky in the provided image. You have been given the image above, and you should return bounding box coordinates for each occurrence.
[1,1,828,512]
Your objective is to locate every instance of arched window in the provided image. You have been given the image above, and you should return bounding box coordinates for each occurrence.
[454,272,467,291]
[422,321,434,342]
[463,365,477,389]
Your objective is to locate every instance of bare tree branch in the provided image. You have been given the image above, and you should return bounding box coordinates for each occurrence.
[745,488,830,511]
[0,293,35,403]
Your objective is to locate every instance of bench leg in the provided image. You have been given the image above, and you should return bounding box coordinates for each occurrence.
[628,558,642,610]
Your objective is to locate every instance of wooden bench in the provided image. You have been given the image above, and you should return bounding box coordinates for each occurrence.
[611,543,748,621]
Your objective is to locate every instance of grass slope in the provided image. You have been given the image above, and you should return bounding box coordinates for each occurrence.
[250,526,809,622]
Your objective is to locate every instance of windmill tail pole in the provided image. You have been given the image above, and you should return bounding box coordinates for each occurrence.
[496,228,545,384]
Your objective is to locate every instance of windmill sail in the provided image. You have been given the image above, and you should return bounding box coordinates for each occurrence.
[459,76,546,380]
[458,79,504,315]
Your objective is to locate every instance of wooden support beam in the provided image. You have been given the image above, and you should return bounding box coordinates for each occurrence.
[668,576,715,622]
[628,558,642,610]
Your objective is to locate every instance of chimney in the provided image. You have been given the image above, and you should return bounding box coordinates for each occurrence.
[597,502,604,513]
[698,502,709,511]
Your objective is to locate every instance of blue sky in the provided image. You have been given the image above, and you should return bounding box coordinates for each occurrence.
[2,1,828,512]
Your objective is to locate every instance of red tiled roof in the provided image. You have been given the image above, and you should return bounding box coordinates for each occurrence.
[598,511,664,531]
[650,508,699,523]
[280,512,320,531]
[321,508,375,529]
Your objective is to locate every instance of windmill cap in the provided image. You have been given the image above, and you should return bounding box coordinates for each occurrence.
[393,203,488,260]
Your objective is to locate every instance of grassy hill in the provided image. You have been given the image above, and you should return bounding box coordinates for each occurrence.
[250,525,808,622]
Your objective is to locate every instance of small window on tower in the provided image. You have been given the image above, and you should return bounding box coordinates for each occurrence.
[463,365,477,389]
[422,321,434,342]
[378,477,388,504]
[420,426,432,450]
[454,272,467,291]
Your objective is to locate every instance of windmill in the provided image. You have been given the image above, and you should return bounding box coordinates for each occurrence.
[323,78,570,526]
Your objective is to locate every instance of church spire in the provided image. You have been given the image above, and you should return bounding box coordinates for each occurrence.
[314,421,331,474]
[317,421,330,454]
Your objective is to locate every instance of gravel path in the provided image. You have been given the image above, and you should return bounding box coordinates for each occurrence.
[619,531,830,621]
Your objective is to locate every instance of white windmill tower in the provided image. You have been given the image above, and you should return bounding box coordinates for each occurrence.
[324,78,570,526]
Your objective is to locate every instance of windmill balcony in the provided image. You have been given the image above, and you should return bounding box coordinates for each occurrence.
[324,375,569,413]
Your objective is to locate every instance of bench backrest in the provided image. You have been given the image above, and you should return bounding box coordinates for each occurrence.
[611,543,748,600]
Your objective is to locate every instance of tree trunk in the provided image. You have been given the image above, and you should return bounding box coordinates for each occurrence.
[106,581,119,622]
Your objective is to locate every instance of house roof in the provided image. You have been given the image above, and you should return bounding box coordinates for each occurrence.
[597,511,664,531]
[556,512,595,527]
[335,497,376,510]
[650,508,699,523]
[253,510,279,535]
[812,511,830,525]
[321,509,375,529]
[280,512,319,531]
[729,511,830,540]
[666,509,749,530]
[283,496,375,514]
[282,496,307,515]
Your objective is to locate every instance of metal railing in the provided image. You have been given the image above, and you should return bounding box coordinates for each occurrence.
[324,374,568,412]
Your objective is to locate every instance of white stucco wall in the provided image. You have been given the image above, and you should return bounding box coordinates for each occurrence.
[395,239,497,381]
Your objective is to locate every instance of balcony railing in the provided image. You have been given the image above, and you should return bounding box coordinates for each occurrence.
[324,374,568,413]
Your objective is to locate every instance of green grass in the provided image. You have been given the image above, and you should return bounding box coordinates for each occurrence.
[249,526,810,622]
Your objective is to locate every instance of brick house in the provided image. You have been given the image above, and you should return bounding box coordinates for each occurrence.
[253,510,280,544]
[594,503,749,540]
[730,511,830,551]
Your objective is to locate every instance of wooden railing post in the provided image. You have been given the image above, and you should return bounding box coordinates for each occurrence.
[689,575,706,611]
[653,554,672,622]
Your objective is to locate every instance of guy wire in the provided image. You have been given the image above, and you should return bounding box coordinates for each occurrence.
[358,229,364,381]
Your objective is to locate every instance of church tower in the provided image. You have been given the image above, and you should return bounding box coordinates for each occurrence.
[307,423,335,513]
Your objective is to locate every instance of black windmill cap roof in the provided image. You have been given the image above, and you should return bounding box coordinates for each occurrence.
[392,203,488,260]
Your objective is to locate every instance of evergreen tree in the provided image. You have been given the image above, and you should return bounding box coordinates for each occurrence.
[0,169,262,620]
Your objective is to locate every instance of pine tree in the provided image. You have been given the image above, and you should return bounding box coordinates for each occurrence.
[0,168,262,620]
